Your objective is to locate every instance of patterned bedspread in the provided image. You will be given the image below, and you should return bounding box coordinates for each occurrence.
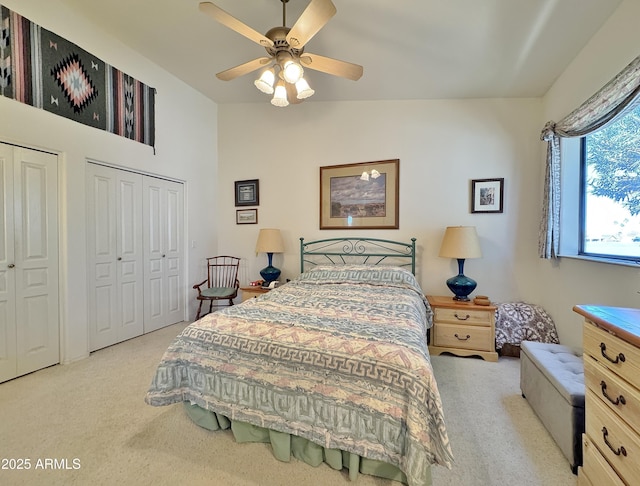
[145,265,453,486]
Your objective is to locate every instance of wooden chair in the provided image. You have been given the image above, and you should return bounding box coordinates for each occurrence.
[193,256,241,320]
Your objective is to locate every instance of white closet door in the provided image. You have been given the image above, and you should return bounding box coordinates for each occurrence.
[13,147,59,376]
[143,177,184,332]
[116,172,144,341]
[0,144,17,382]
[87,164,143,351]
[0,144,58,383]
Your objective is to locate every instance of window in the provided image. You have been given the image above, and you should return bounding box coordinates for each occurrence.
[580,103,640,261]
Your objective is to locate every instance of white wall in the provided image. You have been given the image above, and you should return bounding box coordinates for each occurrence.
[218,98,542,302]
[0,0,219,362]
[532,0,640,349]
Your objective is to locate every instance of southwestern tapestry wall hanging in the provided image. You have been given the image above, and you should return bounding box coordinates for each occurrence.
[0,5,155,148]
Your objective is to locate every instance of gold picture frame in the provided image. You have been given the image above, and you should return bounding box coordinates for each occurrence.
[320,159,399,229]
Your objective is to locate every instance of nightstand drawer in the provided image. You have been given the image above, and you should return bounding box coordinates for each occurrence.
[433,323,492,351]
[434,307,491,327]
[240,287,270,302]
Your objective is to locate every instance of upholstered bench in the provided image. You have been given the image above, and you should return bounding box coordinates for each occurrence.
[520,341,585,474]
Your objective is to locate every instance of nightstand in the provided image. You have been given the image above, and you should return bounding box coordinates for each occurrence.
[427,295,498,362]
[240,286,271,302]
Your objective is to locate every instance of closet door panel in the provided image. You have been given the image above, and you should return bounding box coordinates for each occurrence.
[87,165,118,350]
[143,177,184,332]
[0,146,16,383]
[13,148,58,376]
[163,182,184,325]
[116,172,144,341]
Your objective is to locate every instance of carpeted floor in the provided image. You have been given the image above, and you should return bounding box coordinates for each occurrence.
[0,322,577,486]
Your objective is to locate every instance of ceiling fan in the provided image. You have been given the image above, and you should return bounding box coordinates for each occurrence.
[198,0,363,106]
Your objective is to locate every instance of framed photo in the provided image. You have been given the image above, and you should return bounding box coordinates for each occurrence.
[471,178,504,213]
[235,179,259,207]
[320,159,399,229]
[236,208,258,224]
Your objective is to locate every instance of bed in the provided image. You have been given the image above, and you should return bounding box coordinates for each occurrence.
[145,237,453,486]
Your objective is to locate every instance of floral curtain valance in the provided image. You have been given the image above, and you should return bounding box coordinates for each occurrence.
[538,55,640,259]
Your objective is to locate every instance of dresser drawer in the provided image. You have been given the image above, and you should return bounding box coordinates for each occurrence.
[584,321,640,387]
[581,434,625,486]
[586,389,640,482]
[433,307,491,327]
[584,356,640,436]
[433,323,492,351]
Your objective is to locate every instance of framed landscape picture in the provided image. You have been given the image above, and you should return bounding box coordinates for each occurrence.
[319,159,399,229]
[471,178,504,213]
[236,208,258,224]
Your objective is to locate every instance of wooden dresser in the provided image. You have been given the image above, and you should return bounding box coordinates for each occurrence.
[574,305,640,486]
[427,295,498,362]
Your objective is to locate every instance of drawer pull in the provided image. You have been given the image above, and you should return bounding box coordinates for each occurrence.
[600,380,626,406]
[454,313,470,321]
[600,342,626,364]
[454,333,471,341]
[602,427,627,457]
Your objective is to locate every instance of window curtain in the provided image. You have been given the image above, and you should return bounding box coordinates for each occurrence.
[538,55,640,259]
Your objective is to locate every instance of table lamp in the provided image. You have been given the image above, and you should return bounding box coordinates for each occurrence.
[255,228,285,283]
[438,226,482,301]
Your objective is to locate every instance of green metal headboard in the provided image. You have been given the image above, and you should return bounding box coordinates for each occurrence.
[300,237,417,275]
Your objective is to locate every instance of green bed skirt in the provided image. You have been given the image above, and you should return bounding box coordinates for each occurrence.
[184,402,431,485]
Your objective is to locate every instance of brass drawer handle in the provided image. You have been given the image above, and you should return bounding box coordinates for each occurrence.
[454,313,470,321]
[600,342,625,364]
[454,333,471,341]
[602,427,627,456]
[600,380,626,406]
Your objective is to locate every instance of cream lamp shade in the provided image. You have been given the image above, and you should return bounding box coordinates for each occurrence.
[255,229,285,254]
[438,226,482,259]
[255,229,284,283]
[438,226,481,301]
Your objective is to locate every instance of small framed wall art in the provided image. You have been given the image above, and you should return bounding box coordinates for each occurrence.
[236,209,258,224]
[235,179,259,206]
[471,178,504,213]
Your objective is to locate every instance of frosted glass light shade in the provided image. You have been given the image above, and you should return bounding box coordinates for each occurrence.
[271,82,289,107]
[295,78,315,99]
[254,68,275,94]
[283,60,304,84]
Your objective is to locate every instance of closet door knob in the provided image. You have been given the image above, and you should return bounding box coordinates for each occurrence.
[7,263,15,268]
[117,257,122,261]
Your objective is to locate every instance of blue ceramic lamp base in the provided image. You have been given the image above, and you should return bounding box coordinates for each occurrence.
[259,252,281,283]
[446,258,477,301]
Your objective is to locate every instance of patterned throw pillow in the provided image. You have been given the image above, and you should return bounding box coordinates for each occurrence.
[495,302,560,352]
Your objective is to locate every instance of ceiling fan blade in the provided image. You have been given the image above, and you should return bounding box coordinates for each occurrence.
[216,57,272,81]
[199,2,274,48]
[286,0,336,49]
[300,53,363,81]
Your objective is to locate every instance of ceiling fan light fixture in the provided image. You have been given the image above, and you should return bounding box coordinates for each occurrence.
[282,60,304,84]
[254,67,276,94]
[271,81,289,107]
[295,77,315,99]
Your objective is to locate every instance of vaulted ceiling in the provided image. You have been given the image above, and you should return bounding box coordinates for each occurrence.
[58,0,621,104]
